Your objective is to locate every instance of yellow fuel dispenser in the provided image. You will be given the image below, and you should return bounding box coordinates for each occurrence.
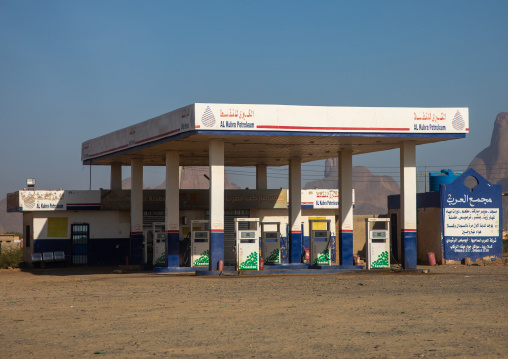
[235,218,260,270]
[261,222,281,265]
[309,219,331,266]
[366,218,391,269]
[191,220,210,267]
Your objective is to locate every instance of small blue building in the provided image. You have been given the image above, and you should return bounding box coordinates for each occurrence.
[388,169,503,264]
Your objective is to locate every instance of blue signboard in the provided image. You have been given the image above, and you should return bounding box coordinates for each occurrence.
[440,169,502,262]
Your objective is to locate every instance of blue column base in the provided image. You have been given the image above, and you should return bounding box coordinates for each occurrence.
[339,231,353,266]
[290,231,302,264]
[130,233,144,265]
[166,231,180,267]
[401,230,417,269]
[209,231,224,271]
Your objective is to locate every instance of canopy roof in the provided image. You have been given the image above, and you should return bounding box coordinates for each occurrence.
[82,103,468,167]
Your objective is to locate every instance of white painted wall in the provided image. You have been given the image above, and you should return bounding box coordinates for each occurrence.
[32,211,130,240]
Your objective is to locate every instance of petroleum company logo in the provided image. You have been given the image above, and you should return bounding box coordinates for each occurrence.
[20,192,36,209]
[452,110,465,131]
[201,106,216,127]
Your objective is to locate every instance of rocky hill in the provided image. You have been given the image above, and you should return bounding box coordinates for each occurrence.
[304,160,400,214]
[157,166,241,190]
[469,112,508,189]
[120,166,241,190]
[120,177,145,189]
[468,112,508,229]
[0,197,22,234]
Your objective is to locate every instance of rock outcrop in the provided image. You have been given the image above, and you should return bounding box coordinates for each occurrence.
[0,197,22,234]
[122,167,240,190]
[157,166,241,189]
[304,159,400,214]
[468,112,508,229]
[469,112,508,190]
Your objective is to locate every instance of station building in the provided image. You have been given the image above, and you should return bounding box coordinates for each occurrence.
[7,103,469,271]
[8,187,346,267]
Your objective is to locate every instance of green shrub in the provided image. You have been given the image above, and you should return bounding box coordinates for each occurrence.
[0,248,24,269]
[504,239,508,256]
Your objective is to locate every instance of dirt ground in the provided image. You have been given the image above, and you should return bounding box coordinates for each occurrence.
[1,264,507,359]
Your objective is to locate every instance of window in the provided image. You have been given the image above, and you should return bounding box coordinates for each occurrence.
[71,224,89,265]
[25,225,30,248]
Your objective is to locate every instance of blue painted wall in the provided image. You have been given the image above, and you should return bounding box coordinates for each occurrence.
[33,238,130,266]
[88,238,130,265]
[387,191,441,210]
[34,239,71,264]
[130,233,144,265]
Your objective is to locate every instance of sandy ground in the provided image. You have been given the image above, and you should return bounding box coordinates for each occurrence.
[1,265,507,359]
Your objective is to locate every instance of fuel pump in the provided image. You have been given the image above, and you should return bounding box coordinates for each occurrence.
[309,219,331,266]
[143,227,152,265]
[366,218,390,269]
[191,220,209,267]
[261,222,281,265]
[152,222,166,265]
[235,218,260,270]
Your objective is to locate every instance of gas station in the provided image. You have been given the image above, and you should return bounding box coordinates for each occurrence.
[78,103,468,274]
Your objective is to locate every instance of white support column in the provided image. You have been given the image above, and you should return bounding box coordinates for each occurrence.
[289,158,302,263]
[256,165,268,189]
[130,159,143,265]
[338,151,354,265]
[209,139,225,270]
[166,151,180,267]
[400,141,417,269]
[110,163,122,190]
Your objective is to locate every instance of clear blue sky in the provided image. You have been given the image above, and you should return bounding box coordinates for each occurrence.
[1,0,507,194]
